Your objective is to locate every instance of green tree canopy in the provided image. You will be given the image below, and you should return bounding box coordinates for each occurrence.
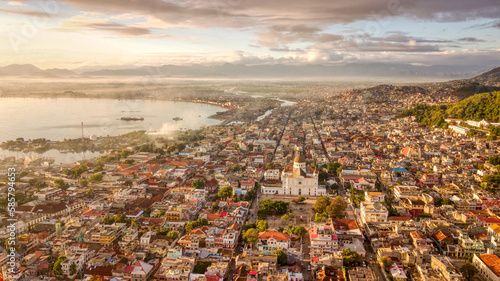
[191,179,205,189]
[217,186,233,200]
[326,196,347,219]
[256,220,269,232]
[243,228,258,246]
[167,231,179,240]
[53,256,66,275]
[54,178,69,189]
[460,262,478,281]
[313,196,331,213]
[89,172,103,182]
[292,226,307,237]
[273,249,287,266]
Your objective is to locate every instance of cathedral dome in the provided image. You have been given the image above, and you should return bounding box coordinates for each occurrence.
[293,152,306,163]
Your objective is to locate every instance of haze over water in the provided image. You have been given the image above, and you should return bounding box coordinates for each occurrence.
[0,98,225,163]
[0,98,225,143]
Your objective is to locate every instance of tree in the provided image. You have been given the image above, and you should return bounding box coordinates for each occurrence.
[53,256,66,275]
[167,231,179,240]
[120,150,133,159]
[54,178,69,190]
[89,172,103,182]
[326,162,342,173]
[292,226,307,237]
[313,196,331,213]
[80,180,89,188]
[212,202,219,211]
[192,179,205,189]
[259,198,289,215]
[131,219,139,229]
[218,186,233,200]
[185,221,196,233]
[380,257,392,272]
[243,228,258,247]
[326,196,347,219]
[256,220,269,232]
[245,189,257,201]
[113,214,126,223]
[342,248,362,266]
[122,159,135,165]
[273,249,287,266]
[314,212,328,223]
[460,262,478,280]
[231,164,242,172]
[70,263,77,275]
[242,222,256,232]
[281,214,289,222]
[319,170,329,182]
[294,196,306,203]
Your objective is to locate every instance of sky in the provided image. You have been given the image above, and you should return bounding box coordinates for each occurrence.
[0,0,499,69]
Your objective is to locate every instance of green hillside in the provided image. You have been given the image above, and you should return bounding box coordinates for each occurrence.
[445,91,500,122]
[398,91,500,134]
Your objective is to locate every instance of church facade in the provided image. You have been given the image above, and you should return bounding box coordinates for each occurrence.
[262,152,327,196]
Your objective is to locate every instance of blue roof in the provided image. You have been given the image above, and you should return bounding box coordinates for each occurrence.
[391,167,408,173]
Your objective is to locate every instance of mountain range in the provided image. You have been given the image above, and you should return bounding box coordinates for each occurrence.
[0,63,495,79]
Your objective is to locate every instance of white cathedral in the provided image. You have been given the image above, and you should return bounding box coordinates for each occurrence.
[262,151,327,196]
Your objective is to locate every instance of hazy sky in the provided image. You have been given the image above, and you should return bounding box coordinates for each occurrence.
[0,0,499,69]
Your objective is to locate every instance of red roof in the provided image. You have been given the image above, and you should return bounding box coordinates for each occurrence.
[258,231,290,241]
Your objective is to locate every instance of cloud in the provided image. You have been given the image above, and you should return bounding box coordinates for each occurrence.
[256,24,342,49]
[469,20,500,30]
[371,32,453,44]
[7,1,26,6]
[458,37,486,42]
[0,7,54,17]
[28,0,500,29]
[57,15,152,36]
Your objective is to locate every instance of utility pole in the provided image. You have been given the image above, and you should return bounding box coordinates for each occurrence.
[81,122,84,141]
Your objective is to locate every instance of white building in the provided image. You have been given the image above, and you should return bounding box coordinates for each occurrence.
[257,231,290,254]
[309,220,339,254]
[473,254,500,281]
[264,169,281,181]
[360,202,388,224]
[449,125,470,135]
[280,152,325,196]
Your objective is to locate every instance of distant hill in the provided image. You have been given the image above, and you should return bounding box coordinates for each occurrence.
[435,66,500,99]
[0,64,44,76]
[470,66,500,85]
[0,62,495,79]
[336,66,500,103]
[0,64,77,77]
[44,68,77,77]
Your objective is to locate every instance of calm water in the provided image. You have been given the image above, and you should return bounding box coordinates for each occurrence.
[0,98,225,163]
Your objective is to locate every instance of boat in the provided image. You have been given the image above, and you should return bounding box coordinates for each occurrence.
[121,117,144,121]
[172,117,183,121]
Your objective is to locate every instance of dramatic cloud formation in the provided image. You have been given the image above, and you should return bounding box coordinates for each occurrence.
[0,0,498,69]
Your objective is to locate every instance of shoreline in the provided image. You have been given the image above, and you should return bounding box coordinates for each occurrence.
[0,95,231,111]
